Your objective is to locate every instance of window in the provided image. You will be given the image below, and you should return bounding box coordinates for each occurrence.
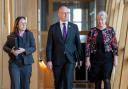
[73,9,82,31]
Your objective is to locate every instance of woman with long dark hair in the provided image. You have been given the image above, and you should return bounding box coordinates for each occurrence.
[3,16,36,89]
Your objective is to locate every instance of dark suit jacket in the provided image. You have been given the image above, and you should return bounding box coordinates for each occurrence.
[3,30,36,65]
[46,22,82,65]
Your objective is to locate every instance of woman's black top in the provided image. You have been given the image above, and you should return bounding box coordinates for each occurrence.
[14,34,24,66]
[94,28,113,63]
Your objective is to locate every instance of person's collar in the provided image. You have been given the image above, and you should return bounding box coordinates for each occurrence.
[60,20,68,25]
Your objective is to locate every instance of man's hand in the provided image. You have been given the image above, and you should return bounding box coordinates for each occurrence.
[47,61,53,70]
[75,61,82,68]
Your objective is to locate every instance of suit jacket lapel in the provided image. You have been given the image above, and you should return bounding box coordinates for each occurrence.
[56,22,64,42]
[23,31,27,46]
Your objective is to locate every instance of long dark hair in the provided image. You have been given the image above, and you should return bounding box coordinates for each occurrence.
[13,16,26,33]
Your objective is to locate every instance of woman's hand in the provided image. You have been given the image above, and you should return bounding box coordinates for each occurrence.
[11,47,25,56]
[18,48,25,53]
[11,49,21,56]
[114,56,118,67]
[85,57,91,70]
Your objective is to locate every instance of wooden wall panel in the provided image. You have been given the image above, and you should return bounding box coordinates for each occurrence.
[106,0,128,89]
[108,0,116,26]
[119,3,128,89]
[115,0,124,41]
[2,0,12,89]
[106,0,112,22]
[113,6,128,89]
[0,0,3,88]
[112,0,121,29]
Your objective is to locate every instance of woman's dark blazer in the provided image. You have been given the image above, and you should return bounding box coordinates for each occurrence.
[3,30,36,65]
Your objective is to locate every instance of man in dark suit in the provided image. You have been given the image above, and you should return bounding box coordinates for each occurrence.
[46,6,82,89]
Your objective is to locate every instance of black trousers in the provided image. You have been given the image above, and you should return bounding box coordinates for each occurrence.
[53,62,75,89]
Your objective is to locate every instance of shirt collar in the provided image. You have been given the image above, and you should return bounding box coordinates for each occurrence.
[60,20,68,26]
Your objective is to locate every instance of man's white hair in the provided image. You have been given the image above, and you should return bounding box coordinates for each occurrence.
[59,6,69,11]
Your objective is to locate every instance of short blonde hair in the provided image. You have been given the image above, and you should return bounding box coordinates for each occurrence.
[97,11,108,19]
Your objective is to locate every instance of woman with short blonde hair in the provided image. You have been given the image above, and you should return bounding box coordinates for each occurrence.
[86,11,118,89]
